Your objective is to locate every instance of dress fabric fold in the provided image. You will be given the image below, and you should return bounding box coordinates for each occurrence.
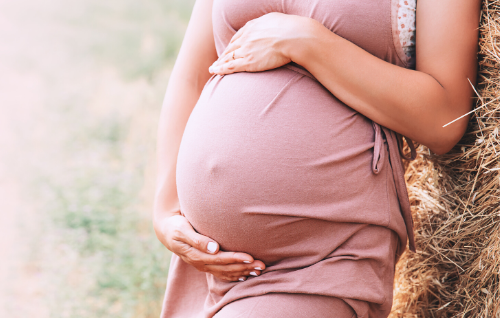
[160,0,417,317]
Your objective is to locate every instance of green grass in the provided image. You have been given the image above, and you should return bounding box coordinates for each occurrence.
[58,0,196,80]
[38,107,170,318]
[26,0,196,316]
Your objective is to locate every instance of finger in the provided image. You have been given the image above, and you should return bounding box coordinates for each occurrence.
[205,250,255,265]
[178,224,220,255]
[229,21,250,44]
[221,46,240,64]
[216,38,238,64]
[206,269,246,282]
[218,259,266,271]
[211,266,265,282]
[213,51,240,72]
[221,272,253,282]
[215,41,242,68]
[247,269,261,277]
[239,268,262,277]
[212,57,249,75]
[224,268,262,281]
[250,260,266,271]
[209,48,237,74]
[204,262,264,280]
[218,20,253,63]
[205,263,258,274]
[219,275,245,282]
[218,268,262,277]
[184,247,255,266]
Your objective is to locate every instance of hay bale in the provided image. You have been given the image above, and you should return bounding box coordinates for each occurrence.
[390,1,500,317]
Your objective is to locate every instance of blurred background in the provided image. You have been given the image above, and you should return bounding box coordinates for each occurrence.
[0,0,195,317]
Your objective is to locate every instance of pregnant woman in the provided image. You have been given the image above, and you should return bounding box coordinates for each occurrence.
[153,0,480,317]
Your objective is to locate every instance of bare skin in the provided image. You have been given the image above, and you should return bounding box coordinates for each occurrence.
[154,0,266,282]
[154,0,481,282]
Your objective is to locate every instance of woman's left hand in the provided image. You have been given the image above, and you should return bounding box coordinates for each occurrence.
[208,12,310,75]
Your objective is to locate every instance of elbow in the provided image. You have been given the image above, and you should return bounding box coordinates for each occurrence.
[152,198,168,244]
[152,212,165,244]
[414,76,475,155]
[152,216,163,241]
[430,143,456,156]
[429,134,459,155]
[427,117,469,155]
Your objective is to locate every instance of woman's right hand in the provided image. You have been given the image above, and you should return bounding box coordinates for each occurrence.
[159,214,266,282]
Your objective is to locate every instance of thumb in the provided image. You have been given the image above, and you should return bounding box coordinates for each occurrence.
[184,229,219,254]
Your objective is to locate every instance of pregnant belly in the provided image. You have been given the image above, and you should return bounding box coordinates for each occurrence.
[176,65,391,264]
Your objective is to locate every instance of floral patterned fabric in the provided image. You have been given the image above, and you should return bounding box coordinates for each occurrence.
[396,0,416,66]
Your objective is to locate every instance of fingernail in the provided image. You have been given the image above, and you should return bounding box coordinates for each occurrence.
[213,66,221,73]
[207,242,217,253]
[249,272,258,276]
[254,267,262,270]
[209,66,213,73]
[238,277,246,282]
[243,261,251,264]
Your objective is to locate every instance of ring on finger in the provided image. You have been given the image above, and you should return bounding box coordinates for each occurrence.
[231,49,242,60]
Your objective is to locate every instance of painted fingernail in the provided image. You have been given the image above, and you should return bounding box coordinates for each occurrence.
[243,261,251,264]
[254,267,262,270]
[249,272,258,276]
[207,242,217,253]
[209,66,213,73]
[238,277,246,282]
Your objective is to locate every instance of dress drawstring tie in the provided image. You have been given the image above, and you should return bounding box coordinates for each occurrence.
[372,122,417,252]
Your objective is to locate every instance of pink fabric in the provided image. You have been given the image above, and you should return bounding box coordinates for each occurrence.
[160,0,417,317]
[213,293,356,318]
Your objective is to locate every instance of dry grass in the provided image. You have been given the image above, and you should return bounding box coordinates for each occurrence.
[390,1,500,317]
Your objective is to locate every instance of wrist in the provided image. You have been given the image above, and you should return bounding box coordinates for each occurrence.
[284,17,326,65]
[153,209,182,246]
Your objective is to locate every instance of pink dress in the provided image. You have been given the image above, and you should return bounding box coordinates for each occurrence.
[161,0,417,317]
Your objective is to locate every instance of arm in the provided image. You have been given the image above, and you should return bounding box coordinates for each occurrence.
[153,0,216,243]
[210,0,481,155]
[153,0,265,281]
[285,0,481,155]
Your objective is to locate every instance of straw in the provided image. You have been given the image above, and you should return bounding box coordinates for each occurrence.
[390,1,500,316]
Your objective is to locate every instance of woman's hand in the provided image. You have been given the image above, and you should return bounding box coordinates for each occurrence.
[208,12,309,75]
[159,214,266,282]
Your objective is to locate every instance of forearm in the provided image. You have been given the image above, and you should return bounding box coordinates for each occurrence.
[153,70,207,247]
[286,18,473,155]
